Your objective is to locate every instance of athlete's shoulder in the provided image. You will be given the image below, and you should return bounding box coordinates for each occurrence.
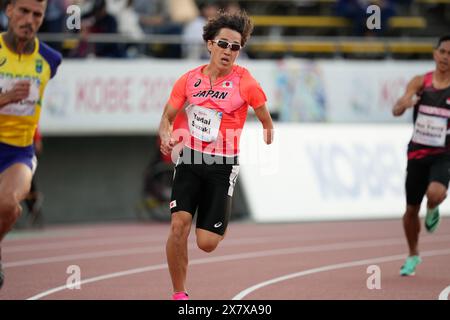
[234,65,259,87]
[185,64,206,79]
[234,65,260,89]
[38,40,62,78]
[422,71,434,88]
[233,64,251,77]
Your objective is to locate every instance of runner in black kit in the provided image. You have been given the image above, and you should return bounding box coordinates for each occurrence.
[393,35,450,276]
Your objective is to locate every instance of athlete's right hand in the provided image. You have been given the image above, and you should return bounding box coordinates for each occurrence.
[393,95,417,116]
[6,81,31,103]
[160,133,176,156]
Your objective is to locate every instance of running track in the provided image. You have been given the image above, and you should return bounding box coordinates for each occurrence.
[0,218,449,300]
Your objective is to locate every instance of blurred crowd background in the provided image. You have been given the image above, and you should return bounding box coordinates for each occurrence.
[1,0,449,60]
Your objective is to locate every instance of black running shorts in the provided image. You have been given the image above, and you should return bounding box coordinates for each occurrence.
[405,153,450,205]
[170,147,239,236]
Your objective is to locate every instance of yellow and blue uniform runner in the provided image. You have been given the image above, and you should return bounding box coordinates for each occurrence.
[0,34,61,173]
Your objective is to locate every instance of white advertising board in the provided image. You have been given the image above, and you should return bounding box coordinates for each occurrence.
[239,123,450,222]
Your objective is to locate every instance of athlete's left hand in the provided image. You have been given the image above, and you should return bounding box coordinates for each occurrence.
[263,128,273,145]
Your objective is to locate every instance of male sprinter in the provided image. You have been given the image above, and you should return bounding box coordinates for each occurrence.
[393,35,450,276]
[0,0,62,289]
[159,9,273,299]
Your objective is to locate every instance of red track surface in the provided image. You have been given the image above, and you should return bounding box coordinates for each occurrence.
[0,218,449,300]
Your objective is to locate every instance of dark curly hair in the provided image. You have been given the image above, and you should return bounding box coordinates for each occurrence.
[437,35,450,48]
[202,9,254,47]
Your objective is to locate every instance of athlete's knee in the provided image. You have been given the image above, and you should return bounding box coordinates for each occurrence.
[197,237,219,253]
[0,195,22,224]
[426,191,446,208]
[404,206,420,218]
[169,216,190,240]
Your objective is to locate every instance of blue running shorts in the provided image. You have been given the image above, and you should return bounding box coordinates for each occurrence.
[0,142,36,174]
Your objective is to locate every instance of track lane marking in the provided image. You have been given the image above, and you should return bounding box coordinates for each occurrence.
[232,249,450,300]
[26,236,450,300]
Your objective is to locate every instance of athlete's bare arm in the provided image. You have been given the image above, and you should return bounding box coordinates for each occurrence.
[0,81,31,108]
[392,75,424,117]
[254,104,274,145]
[159,103,179,155]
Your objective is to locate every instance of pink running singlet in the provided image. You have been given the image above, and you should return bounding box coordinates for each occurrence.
[168,65,266,156]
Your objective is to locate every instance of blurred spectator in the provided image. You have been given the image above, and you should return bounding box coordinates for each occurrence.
[133,0,184,58]
[167,0,198,25]
[69,0,96,16]
[182,1,218,59]
[40,0,67,33]
[39,0,68,51]
[0,15,6,32]
[90,0,124,57]
[0,0,9,32]
[107,0,144,57]
[335,0,366,36]
[70,0,125,57]
[107,0,143,40]
[133,0,166,34]
[223,1,240,15]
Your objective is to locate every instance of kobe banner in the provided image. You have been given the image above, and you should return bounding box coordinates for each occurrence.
[40,59,433,135]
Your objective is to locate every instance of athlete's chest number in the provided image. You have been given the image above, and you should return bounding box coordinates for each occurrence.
[412,113,448,147]
[0,78,40,117]
[186,104,222,142]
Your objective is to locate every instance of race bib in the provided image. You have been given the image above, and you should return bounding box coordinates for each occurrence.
[412,113,447,147]
[186,104,222,142]
[0,78,40,116]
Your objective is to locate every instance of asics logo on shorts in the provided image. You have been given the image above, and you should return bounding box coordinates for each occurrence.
[214,222,223,228]
[170,200,177,209]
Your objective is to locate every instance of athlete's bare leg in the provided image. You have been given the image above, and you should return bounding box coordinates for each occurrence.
[426,182,447,210]
[166,211,192,293]
[0,163,32,241]
[403,204,421,256]
[196,228,223,253]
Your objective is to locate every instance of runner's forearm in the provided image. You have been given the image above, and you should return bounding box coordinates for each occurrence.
[159,116,173,141]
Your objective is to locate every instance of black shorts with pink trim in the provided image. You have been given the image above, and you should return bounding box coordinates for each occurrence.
[170,147,239,236]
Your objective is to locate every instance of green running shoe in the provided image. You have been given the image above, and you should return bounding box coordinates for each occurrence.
[400,255,422,276]
[425,207,440,233]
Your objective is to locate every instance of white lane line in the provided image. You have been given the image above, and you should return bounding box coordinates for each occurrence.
[7,234,450,269]
[5,232,319,253]
[4,246,161,268]
[26,236,450,300]
[5,228,139,241]
[3,226,166,247]
[4,225,352,252]
[27,263,167,300]
[438,285,450,300]
[3,235,165,253]
[3,230,326,253]
[1,234,337,268]
[232,248,450,300]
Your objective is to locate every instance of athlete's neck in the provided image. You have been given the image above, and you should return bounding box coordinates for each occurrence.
[203,64,232,82]
[2,31,36,55]
[433,69,450,89]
